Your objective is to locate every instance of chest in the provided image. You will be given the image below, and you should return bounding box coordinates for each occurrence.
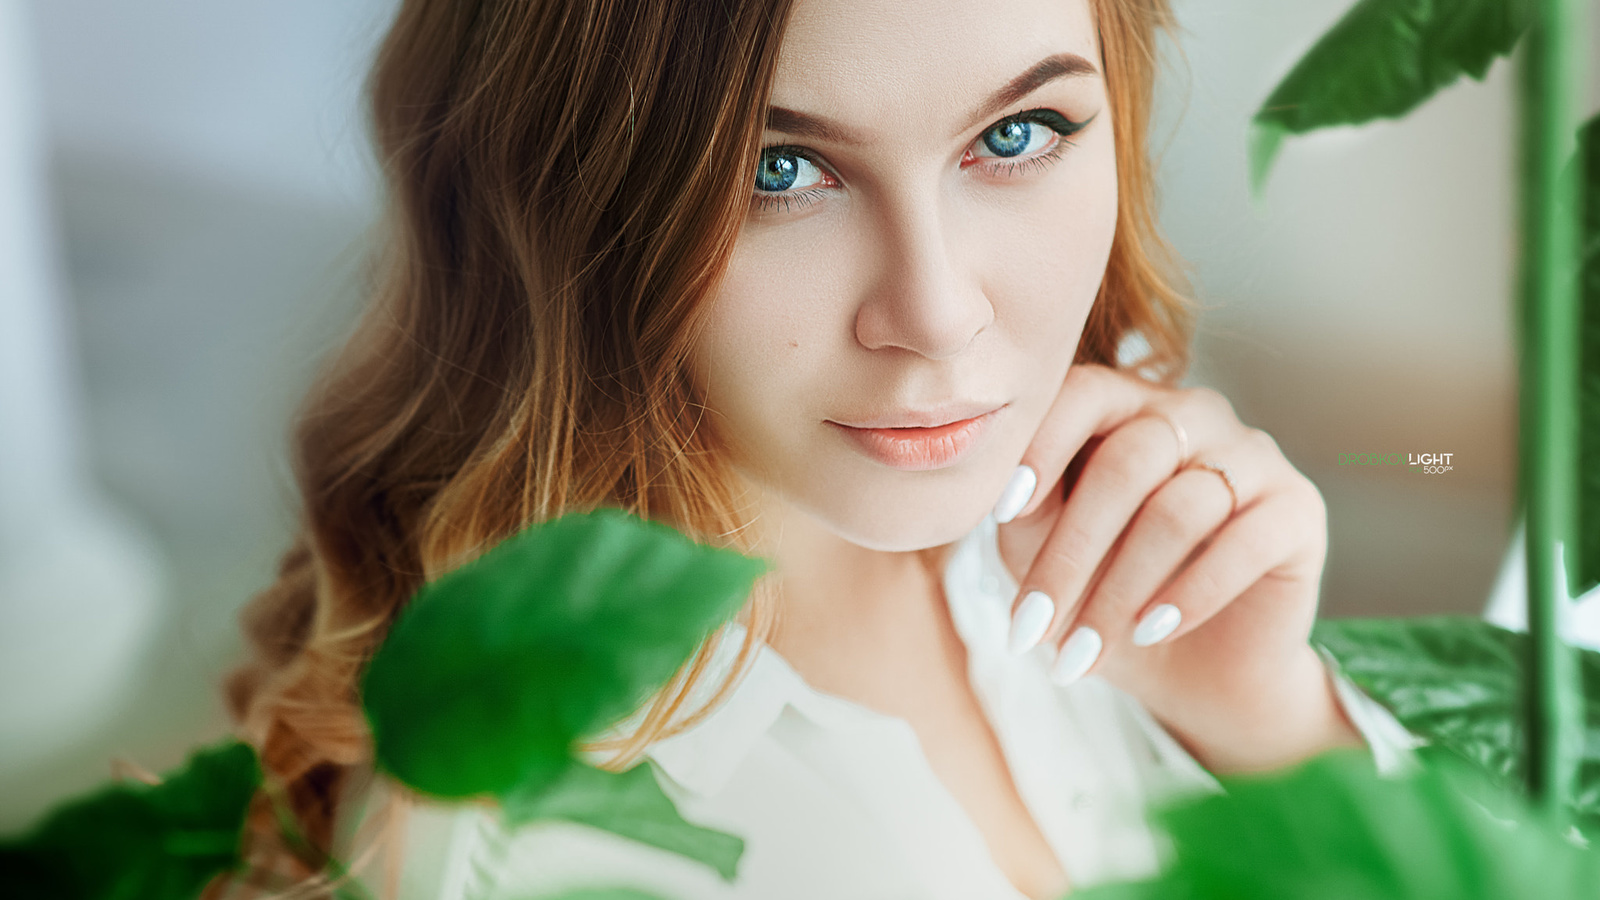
[899,619,1074,898]
[784,589,1072,899]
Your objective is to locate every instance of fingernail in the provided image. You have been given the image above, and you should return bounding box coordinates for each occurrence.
[1007,590,1055,655]
[1049,626,1102,685]
[993,465,1038,524]
[1132,604,1182,647]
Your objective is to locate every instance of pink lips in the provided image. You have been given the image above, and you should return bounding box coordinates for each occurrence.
[828,408,1000,471]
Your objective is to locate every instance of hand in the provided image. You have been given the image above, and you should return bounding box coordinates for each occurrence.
[993,364,1361,773]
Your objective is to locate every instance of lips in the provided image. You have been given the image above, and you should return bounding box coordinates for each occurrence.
[829,403,1004,430]
[827,406,1002,471]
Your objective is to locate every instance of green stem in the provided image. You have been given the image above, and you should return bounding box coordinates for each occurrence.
[1518,0,1587,814]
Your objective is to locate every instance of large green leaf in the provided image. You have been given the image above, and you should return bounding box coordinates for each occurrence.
[1312,616,1600,829]
[1250,0,1531,193]
[503,762,743,882]
[1579,112,1600,594]
[0,740,260,900]
[1072,751,1599,899]
[362,507,765,801]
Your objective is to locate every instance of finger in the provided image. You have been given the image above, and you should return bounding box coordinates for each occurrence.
[994,435,1102,586]
[1043,467,1236,683]
[1134,480,1325,649]
[991,366,1151,525]
[1182,427,1285,520]
[1005,416,1199,655]
[1004,373,1236,524]
[1009,427,1286,666]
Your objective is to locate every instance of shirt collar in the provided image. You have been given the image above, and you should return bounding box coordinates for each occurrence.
[641,623,795,796]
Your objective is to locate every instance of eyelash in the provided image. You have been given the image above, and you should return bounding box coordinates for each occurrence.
[753,187,832,214]
[752,108,1087,214]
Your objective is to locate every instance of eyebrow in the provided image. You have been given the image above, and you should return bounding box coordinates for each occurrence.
[765,51,1100,146]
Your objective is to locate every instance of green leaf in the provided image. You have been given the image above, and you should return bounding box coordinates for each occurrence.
[1072,752,1600,899]
[503,762,743,882]
[1578,112,1600,595]
[0,740,261,900]
[363,507,765,803]
[1312,616,1600,831]
[1250,0,1532,193]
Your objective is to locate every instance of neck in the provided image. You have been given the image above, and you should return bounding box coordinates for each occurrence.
[743,484,956,697]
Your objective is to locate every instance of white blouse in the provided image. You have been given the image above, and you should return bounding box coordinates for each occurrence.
[369,514,1419,900]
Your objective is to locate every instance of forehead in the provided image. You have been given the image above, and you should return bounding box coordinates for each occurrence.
[771,0,1100,131]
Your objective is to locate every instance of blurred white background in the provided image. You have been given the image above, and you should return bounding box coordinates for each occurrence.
[1,0,1594,831]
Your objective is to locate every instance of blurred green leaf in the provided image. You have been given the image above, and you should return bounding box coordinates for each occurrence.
[0,740,260,900]
[1579,113,1600,594]
[1073,752,1600,899]
[1313,616,1600,830]
[504,762,743,882]
[1250,0,1531,193]
[363,507,765,803]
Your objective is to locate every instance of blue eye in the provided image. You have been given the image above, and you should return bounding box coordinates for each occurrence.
[756,147,825,193]
[970,110,1088,161]
[982,121,1042,158]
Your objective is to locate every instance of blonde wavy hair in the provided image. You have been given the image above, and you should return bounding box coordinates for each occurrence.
[215,0,1192,892]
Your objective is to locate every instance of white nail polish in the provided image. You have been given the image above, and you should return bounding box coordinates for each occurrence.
[1049,626,1102,685]
[1007,590,1055,655]
[993,465,1038,524]
[1132,604,1182,647]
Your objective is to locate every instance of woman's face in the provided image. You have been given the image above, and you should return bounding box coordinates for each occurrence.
[690,0,1117,551]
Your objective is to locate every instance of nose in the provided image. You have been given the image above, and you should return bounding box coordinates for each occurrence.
[853,197,993,360]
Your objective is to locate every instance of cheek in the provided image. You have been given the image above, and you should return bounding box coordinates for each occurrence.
[687,240,841,467]
[980,140,1119,353]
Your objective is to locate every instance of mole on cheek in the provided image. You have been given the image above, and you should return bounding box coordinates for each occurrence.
[788,339,799,349]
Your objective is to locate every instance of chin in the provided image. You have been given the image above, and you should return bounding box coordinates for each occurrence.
[798,475,1000,553]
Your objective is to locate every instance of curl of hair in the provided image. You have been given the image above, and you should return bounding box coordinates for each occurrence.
[214,0,1190,893]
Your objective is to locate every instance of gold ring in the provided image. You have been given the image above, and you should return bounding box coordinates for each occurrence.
[1156,414,1189,470]
[1195,460,1238,517]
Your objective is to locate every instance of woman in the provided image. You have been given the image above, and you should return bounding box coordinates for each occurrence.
[222,0,1413,897]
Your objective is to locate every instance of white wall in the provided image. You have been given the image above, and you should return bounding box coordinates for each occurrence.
[31,0,394,207]
[0,0,164,786]
[2,0,396,830]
